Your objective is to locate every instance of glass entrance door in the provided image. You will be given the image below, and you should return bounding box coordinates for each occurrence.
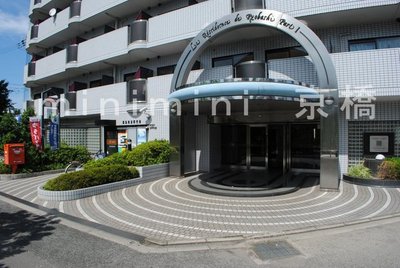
[250,126,267,167]
[268,125,284,170]
[221,124,288,171]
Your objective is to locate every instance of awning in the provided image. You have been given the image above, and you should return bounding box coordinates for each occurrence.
[168,81,318,101]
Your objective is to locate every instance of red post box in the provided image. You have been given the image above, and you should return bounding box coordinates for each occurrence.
[4,144,25,174]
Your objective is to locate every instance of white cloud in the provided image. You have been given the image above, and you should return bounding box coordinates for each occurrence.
[0,10,28,35]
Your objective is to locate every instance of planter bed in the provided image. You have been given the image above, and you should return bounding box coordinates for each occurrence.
[38,163,169,201]
[343,174,400,187]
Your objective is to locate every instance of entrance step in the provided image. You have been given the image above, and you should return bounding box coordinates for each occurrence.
[188,172,311,197]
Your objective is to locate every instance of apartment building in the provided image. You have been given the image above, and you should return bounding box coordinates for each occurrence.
[25,0,400,189]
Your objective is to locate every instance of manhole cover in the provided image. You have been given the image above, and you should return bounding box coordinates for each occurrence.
[252,241,301,261]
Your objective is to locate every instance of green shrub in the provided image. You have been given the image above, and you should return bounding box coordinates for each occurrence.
[83,152,128,169]
[0,161,11,174]
[348,164,372,179]
[124,140,175,166]
[43,165,139,191]
[129,166,139,178]
[19,144,91,174]
[47,145,91,165]
[377,158,400,180]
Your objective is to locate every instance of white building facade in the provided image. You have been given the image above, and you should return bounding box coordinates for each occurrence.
[25,0,400,188]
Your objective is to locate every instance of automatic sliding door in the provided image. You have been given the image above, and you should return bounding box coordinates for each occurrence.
[221,126,247,167]
[268,125,284,170]
[250,127,266,167]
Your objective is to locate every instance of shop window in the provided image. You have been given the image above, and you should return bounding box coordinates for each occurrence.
[212,52,254,67]
[265,46,307,61]
[349,36,400,51]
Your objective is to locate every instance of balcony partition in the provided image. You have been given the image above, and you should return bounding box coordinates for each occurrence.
[28,61,36,76]
[30,24,39,39]
[67,44,78,63]
[129,20,148,43]
[70,0,82,18]
[127,79,147,103]
[232,0,264,11]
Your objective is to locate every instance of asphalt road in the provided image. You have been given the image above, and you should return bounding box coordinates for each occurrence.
[1,198,400,268]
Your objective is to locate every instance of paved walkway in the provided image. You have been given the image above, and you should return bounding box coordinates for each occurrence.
[1,174,400,242]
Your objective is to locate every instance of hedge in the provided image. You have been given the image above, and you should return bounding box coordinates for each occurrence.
[83,152,128,169]
[83,140,175,169]
[43,165,139,191]
[123,140,175,167]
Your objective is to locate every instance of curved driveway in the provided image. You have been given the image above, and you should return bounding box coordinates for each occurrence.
[1,175,400,242]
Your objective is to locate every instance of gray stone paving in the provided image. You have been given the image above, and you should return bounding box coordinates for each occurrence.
[1,174,400,242]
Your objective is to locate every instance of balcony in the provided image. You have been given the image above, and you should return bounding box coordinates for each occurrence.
[265,0,399,18]
[147,0,232,46]
[60,82,128,117]
[29,6,70,46]
[77,26,129,66]
[267,48,400,97]
[332,48,400,97]
[25,49,66,86]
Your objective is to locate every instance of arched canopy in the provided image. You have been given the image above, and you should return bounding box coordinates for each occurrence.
[171,9,338,92]
[168,81,318,101]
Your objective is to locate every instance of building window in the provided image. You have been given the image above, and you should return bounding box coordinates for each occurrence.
[124,72,136,82]
[212,52,254,67]
[265,46,307,61]
[349,36,400,51]
[157,65,176,76]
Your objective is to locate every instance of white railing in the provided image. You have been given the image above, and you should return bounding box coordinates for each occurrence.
[148,0,232,45]
[77,26,129,65]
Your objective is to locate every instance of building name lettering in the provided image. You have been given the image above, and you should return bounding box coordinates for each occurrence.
[197,11,302,49]
[202,20,231,39]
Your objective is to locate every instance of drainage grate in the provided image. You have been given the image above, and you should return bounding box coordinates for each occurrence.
[252,241,301,261]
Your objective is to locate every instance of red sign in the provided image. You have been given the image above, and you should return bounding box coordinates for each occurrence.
[29,117,42,150]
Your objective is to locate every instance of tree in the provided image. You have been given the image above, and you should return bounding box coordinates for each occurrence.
[0,80,14,115]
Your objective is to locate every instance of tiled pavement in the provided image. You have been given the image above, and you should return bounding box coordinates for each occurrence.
[1,174,400,242]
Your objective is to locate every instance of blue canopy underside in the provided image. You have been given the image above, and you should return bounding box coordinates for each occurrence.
[168,82,318,101]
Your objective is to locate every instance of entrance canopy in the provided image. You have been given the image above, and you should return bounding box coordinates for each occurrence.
[169,9,340,190]
[168,80,318,102]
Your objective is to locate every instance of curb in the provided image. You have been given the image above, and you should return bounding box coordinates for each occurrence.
[0,169,64,181]
[38,176,148,201]
[37,163,170,201]
[343,174,400,187]
[0,191,145,243]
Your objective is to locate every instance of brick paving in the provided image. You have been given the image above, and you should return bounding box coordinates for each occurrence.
[1,174,400,242]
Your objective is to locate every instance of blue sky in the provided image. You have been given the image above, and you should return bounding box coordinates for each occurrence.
[0,1,30,110]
